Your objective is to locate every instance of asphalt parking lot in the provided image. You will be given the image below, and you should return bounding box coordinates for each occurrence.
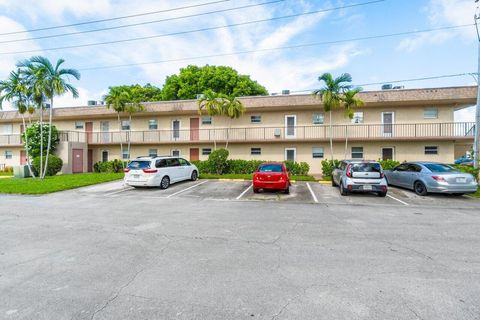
[1,180,480,319]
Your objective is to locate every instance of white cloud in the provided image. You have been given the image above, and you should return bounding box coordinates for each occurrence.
[455,105,476,122]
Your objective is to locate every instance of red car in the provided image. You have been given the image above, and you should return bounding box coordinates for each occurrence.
[253,162,290,194]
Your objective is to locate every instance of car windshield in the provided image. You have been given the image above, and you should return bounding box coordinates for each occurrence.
[423,163,457,173]
[351,163,381,172]
[258,164,283,172]
[127,161,151,170]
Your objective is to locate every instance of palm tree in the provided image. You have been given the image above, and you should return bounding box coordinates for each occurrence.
[313,73,353,160]
[104,87,130,164]
[17,56,80,178]
[198,90,223,150]
[0,69,36,177]
[124,99,144,161]
[342,88,364,159]
[219,94,245,149]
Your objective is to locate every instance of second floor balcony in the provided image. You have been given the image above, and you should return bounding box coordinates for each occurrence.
[0,122,475,147]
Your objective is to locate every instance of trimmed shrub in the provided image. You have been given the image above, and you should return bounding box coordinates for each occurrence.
[452,164,479,178]
[226,159,264,174]
[284,161,310,175]
[208,148,229,174]
[22,122,59,158]
[192,159,310,175]
[1,166,13,173]
[93,159,127,173]
[378,159,401,171]
[321,159,340,178]
[32,155,63,176]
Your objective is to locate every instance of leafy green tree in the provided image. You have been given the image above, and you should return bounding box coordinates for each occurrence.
[105,84,162,102]
[17,56,80,178]
[162,65,268,100]
[23,122,59,158]
[0,69,37,177]
[342,88,364,158]
[313,73,354,160]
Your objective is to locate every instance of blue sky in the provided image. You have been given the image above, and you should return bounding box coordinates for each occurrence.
[0,0,477,120]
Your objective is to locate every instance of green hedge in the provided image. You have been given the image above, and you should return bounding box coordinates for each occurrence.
[378,159,401,171]
[320,160,340,178]
[93,159,128,173]
[451,164,479,178]
[32,155,63,176]
[192,159,310,175]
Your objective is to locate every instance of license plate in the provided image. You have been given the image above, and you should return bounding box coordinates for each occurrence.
[133,174,140,179]
[456,177,466,183]
[363,185,372,191]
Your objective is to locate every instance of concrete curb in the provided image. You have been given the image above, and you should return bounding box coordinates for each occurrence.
[318,180,331,184]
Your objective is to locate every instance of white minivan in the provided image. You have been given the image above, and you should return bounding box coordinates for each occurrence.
[124,156,199,189]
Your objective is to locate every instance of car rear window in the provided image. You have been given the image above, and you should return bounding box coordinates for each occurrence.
[258,164,283,172]
[127,161,151,170]
[351,163,381,173]
[423,163,457,173]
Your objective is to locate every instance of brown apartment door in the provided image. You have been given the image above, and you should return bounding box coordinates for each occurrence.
[85,122,93,143]
[20,150,27,165]
[190,148,199,161]
[87,149,93,172]
[190,118,199,141]
[382,147,394,160]
[72,149,83,173]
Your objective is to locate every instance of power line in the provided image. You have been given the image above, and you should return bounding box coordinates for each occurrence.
[0,0,231,36]
[77,24,473,72]
[278,73,477,94]
[0,0,386,56]
[0,0,285,44]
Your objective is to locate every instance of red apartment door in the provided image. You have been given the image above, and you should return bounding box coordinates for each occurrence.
[190,118,199,141]
[85,122,93,143]
[190,148,199,161]
[72,149,83,173]
[20,150,27,165]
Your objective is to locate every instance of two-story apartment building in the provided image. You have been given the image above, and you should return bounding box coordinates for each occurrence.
[0,86,476,174]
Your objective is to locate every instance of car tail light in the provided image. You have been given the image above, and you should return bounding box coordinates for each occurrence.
[123,168,130,173]
[431,176,445,181]
[346,164,352,178]
[380,172,384,178]
[143,169,158,173]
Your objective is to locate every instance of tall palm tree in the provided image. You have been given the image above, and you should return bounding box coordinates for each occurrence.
[219,94,245,149]
[313,73,353,160]
[198,90,223,150]
[124,99,144,161]
[104,87,130,164]
[17,56,80,178]
[342,88,364,159]
[0,69,36,177]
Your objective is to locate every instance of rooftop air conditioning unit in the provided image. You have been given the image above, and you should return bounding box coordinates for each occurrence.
[393,85,405,90]
[87,100,97,106]
[282,89,290,95]
[274,128,281,137]
[381,84,393,90]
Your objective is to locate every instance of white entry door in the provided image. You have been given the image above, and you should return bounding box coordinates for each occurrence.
[285,115,296,138]
[382,112,395,137]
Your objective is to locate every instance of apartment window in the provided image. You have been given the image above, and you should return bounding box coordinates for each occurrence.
[202,148,212,156]
[121,148,129,160]
[312,113,324,125]
[312,147,324,158]
[251,115,262,123]
[202,116,212,125]
[251,148,261,155]
[101,150,108,162]
[351,147,364,159]
[352,112,364,124]
[121,120,130,130]
[172,150,180,157]
[4,150,12,159]
[424,146,438,155]
[75,121,84,130]
[424,108,438,119]
[148,149,158,157]
[148,119,158,130]
[0,124,13,134]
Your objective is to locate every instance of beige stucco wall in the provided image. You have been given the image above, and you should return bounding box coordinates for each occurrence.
[0,147,23,168]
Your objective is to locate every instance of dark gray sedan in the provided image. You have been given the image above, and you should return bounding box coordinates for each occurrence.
[384,162,478,196]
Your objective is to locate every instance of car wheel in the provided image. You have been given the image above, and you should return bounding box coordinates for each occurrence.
[253,188,260,193]
[378,192,387,197]
[284,186,290,194]
[191,170,198,181]
[331,178,337,187]
[160,176,170,189]
[340,182,348,196]
[414,181,427,196]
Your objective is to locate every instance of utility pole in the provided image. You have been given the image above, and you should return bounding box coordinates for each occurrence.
[474,0,480,169]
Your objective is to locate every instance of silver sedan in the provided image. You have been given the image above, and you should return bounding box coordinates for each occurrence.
[384,162,478,196]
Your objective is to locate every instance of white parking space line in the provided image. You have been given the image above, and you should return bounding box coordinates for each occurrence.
[236,184,252,200]
[166,180,208,198]
[306,183,318,203]
[105,187,134,196]
[386,194,409,206]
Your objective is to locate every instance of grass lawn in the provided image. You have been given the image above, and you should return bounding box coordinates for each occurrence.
[199,173,316,181]
[0,172,124,194]
[0,172,13,176]
[470,187,480,198]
